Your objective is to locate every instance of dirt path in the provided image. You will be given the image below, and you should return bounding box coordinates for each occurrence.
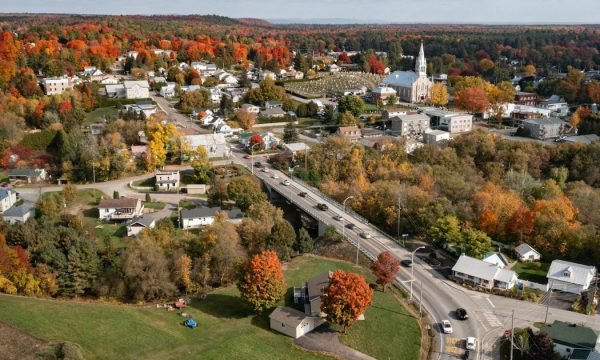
[0,320,55,360]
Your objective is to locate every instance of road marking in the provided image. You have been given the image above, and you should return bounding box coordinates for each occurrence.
[486,298,495,308]
[482,311,503,327]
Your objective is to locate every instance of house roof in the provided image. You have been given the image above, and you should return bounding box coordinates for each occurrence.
[547,260,596,286]
[306,272,331,314]
[284,143,309,152]
[98,198,140,209]
[514,243,540,257]
[180,207,242,220]
[483,252,509,267]
[123,80,150,89]
[523,117,564,126]
[260,108,286,117]
[452,254,503,282]
[541,321,600,350]
[269,307,307,327]
[8,168,42,178]
[337,126,361,136]
[0,189,15,201]
[129,215,156,228]
[495,268,517,283]
[2,203,33,218]
[393,113,431,123]
[382,71,420,88]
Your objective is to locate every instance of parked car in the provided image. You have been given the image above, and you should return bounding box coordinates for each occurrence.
[465,337,477,350]
[333,215,343,221]
[359,232,371,239]
[456,308,469,320]
[298,192,308,197]
[282,180,291,186]
[317,203,329,211]
[441,320,453,334]
[401,259,413,267]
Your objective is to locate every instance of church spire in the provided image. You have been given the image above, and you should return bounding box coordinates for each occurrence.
[415,42,427,77]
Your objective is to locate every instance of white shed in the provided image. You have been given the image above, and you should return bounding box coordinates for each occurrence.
[514,243,541,262]
[269,307,325,339]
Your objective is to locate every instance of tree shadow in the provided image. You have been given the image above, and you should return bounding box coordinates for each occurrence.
[82,208,98,219]
[189,293,253,319]
[371,305,415,319]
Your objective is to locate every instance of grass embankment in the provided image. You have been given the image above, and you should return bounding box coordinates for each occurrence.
[0,255,420,360]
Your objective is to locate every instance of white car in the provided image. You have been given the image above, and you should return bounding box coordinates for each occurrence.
[441,320,453,334]
[465,337,477,350]
[282,180,291,186]
[262,167,270,173]
[359,232,371,239]
[271,174,279,179]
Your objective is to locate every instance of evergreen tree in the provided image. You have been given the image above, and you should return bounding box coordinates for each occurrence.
[283,121,299,143]
[294,227,313,254]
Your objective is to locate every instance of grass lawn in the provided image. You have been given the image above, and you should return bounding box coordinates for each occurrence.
[512,262,550,284]
[0,255,420,360]
[144,201,166,210]
[132,177,156,187]
[84,106,119,126]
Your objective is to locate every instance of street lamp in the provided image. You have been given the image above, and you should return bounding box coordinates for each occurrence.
[290,165,300,182]
[250,143,260,176]
[342,195,354,240]
[410,246,426,300]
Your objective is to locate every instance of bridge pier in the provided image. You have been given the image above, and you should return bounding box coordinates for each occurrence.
[318,220,328,237]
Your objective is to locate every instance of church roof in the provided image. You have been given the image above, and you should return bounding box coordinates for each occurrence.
[382,71,420,88]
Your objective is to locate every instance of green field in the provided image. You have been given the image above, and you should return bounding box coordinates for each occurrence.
[0,255,420,360]
[512,262,550,284]
[84,106,119,126]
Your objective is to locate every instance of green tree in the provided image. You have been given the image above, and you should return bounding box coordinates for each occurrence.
[294,227,313,254]
[62,184,78,205]
[460,227,492,258]
[338,111,357,126]
[268,219,296,260]
[283,121,299,143]
[227,176,267,211]
[338,96,365,117]
[192,145,211,183]
[113,191,120,199]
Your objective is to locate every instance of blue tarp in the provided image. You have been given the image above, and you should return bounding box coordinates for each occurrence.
[184,319,197,328]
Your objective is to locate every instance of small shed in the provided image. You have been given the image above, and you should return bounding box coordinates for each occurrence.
[514,243,541,262]
[269,307,325,339]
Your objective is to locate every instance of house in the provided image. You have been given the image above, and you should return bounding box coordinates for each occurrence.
[183,134,231,158]
[105,84,126,98]
[370,85,397,103]
[98,198,144,221]
[0,189,18,213]
[521,118,566,140]
[239,132,281,150]
[8,168,47,184]
[89,123,105,136]
[265,101,283,110]
[294,272,331,317]
[390,114,430,138]
[123,81,150,99]
[382,108,408,120]
[452,254,518,290]
[130,145,148,159]
[541,321,600,360]
[547,260,597,294]
[155,171,180,192]
[335,126,361,143]
[180,207,242,229]
[284,143,309,158]
[514,243,541,262]
[259,70,276,81]
[269,307,326,339]
[260,107,286,118]
[539,95,570,116]
[241,104,260,113]
[41,76,81,95]
[381,43,431,103]
[360,128,384,138]
[122,103,157,118]
[423,130,450,144]
[328,64,341,73]
[2,203,34,224]
[191,62,217,75]
[160,83,177,97]
[482,252,509,269]
[127,215,156,237]
[215,123,234,136]
[422,108,473,134]
[514,92,538,106]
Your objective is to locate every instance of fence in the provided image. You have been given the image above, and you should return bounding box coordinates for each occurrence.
[520,280,549,292]
[128,181,153,192]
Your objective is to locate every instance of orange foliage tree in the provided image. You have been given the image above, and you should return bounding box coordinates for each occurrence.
[371,251,400,292]
[454,87,489,114]
[237,251,286,313]
[321,270,373,333]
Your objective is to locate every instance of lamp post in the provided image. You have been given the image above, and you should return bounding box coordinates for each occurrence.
[250,143,260,176]
[410,246,426,300]
[291,165,300,182]
[342,195,354,241]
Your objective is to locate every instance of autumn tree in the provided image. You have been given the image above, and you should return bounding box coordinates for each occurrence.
[455,87,489,114]
[237,250,285,313]
[338,111,357,126]
[227,176,267,211]
[321,270,373,333]
[338,96,365,117]
[570,108,582,129]
[430,83,449,107]
[371,251,401,292]
[248,134,264,151]
[523,65,537,77]
[236,109,257,130]
[62,184,78,205]
[174,254,196,295]
[191,145,211,183]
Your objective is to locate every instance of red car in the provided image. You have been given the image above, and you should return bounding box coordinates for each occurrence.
[243,154,250,159]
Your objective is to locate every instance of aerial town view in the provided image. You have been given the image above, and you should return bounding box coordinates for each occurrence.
[0,1,599,359]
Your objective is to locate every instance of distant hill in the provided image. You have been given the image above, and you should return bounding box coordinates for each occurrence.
[238,18,273,27]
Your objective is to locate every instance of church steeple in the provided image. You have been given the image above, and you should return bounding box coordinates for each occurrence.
[415,42,427,77]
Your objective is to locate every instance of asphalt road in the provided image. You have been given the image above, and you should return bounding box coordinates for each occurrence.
[150,93,210,133]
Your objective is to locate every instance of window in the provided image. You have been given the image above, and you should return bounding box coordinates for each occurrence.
[281,323,285,327]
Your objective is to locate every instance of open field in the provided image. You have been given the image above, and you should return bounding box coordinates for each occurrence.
[83,106,119,126]
[0,255,420,360]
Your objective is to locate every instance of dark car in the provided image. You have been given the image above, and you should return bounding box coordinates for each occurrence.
[346,223,356,229]
[317,203,329,211]
[298,192,308,197]
[243,154,250,159]
[401,259,413,268]
[254,161,262,168]
[456,308,469,320]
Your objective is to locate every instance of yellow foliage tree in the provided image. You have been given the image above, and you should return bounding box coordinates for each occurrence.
[523,64,536,77]
[430,83,449,107]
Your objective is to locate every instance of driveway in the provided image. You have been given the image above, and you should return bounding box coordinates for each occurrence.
[294,327,375,360]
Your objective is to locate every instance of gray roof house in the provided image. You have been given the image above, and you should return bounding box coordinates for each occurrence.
[514,243,541,261]
[452,254,518,290]
[2,203,34,224]
[127,215,157,237]
[8,168,47,183]
[269,306,326,339]
[180,207,242,230]
[547,260,597,294]
[294,272,332,317]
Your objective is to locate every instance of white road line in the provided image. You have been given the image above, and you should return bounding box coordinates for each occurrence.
[486,298,495,308]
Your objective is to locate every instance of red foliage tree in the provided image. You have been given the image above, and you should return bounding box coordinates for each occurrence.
[371,251,400,292]
[321,270,373,333]
[506,205,535,242]
[455,87,489,114]
[248,134,265,151]
[57,100,73,117]
[338,52,350,64]
[237,250,286,313]
[368,54,386,74]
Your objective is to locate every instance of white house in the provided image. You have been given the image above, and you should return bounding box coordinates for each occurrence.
[183,134,231,158]
[155,171,180,192]
[452,254,518,290]
[105,84,126,98]
[423,130,450,145]
[514,243,541,262]
[180,207,242,229]
[0,189,18,213]
[98,198,144,221]
[2,203,34,224]
[269,307,326,339]
[42,76,81,95]
[382,108,408,120]
[160,83,177,97]
[123,81,150,99]
[208,88,222,104]
[241,104,260,114]
[329,64,341,73]
[127,215,156,237]
[547,260,597,294]
[8,168,47,184]
[123,103,157,118]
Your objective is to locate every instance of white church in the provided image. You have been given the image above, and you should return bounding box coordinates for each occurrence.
[381,43,432,103]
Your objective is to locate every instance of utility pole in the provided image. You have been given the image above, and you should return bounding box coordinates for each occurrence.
[397,198,401,240]
[419,280,423,319]
[510,310,515,360]
[92,162,96,183]
[545,280,553,324]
